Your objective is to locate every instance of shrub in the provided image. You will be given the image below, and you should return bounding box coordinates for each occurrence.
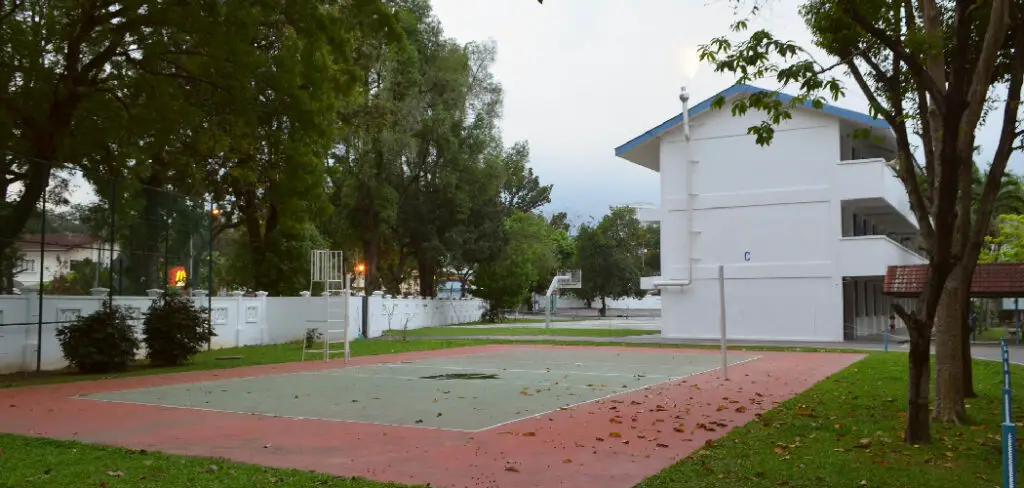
[143,290,215,367]
[304,328,323,348]
[55,300,139,374]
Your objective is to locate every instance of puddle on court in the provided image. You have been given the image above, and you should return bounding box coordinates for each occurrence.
[419,373,500,381]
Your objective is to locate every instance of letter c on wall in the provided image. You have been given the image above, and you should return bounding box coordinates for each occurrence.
[743,251,751,262]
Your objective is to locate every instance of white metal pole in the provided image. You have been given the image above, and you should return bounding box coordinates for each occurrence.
[718,264,727,380]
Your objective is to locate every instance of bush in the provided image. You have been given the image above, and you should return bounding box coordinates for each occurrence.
[143,291,215,367]
[55,301,139,374]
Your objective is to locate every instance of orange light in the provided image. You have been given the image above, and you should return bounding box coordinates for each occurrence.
[211,208,221,216]
[355,263,366,273]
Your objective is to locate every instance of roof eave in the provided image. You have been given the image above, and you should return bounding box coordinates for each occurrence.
[613,83,894,159]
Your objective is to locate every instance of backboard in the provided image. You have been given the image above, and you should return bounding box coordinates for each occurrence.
[557,269,582,289]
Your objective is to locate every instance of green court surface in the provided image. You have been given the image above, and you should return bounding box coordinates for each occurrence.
[83,348,758,432]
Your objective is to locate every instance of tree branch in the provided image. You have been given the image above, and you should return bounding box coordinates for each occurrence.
[968,18,1024,257]
[958,0,1012,152]
[0,0,21,25]
[841,0,947,111]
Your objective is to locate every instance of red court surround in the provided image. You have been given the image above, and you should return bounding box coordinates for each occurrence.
[0,345,862,488]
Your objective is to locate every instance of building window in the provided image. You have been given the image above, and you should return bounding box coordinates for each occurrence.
[17,259,36,272]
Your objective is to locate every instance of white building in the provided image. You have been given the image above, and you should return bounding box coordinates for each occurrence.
[615,83,926,342]
[15,233,118,285]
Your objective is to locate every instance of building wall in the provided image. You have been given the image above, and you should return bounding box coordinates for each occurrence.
[656,106,846,341]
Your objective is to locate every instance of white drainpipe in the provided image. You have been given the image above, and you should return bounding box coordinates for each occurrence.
[655,86,696,289]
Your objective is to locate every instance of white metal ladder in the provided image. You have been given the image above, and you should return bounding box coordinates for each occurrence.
[302,250,351,362]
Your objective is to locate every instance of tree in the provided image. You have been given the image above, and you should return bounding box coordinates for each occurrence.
[573,206,646,315]
[697,0,1024,443]
[960,165,1024,396]
[0,0,257,260]
[473,211,558,321]
[500,141,553,214]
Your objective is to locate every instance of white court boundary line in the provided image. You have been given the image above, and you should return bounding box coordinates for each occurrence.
[74,351,763,433]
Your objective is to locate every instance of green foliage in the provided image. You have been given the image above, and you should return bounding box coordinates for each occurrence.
[573,206,647,314]
[55,301,140,374]
[473,212,558,320]
[0,0,543,304]
[980,214,1024,263]
[142,291,215,367]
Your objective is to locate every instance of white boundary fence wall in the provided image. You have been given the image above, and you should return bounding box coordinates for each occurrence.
[0,292,487,374]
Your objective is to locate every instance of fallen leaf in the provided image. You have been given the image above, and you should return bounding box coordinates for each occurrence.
[505,466,520,473]
[716,404,727,412]
[609,432,623,438]
[656,443,669,448]
[562,458,572,464]
[106,471,124,478]
[609,418,622,424]
[521,432,537,437]
[773,447,785,455]
[673,425,685,433]
[734,406,747,413]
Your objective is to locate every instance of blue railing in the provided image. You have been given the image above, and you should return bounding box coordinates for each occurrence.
[1003,339,1018,488]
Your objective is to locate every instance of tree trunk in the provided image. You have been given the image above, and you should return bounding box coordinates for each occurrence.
[906,318,933,444]
[934,276,967,423]
[599,296,607,317]
[417,255,436,297]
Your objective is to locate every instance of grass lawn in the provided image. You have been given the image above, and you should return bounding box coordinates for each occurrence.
[638,353,1014,488]
[0,346,1016,487]
[975,327,1016,342]
[381,326,659,337]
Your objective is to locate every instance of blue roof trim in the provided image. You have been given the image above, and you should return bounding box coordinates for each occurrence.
[614,83,891,157]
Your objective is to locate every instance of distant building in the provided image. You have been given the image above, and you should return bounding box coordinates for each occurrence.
[14,233,119,285]
[614,83,926,341]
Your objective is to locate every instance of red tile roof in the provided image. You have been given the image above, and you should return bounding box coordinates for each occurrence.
[884,263,1024,297]
[16,233,101,249]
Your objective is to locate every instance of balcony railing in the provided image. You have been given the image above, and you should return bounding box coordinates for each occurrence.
[834,158,916,229]
[838,235,926,277]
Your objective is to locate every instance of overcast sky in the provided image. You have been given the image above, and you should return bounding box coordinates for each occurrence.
[430,0,1023,225]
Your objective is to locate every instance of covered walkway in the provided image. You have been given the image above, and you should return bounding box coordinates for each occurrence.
[884,263,1024,340]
